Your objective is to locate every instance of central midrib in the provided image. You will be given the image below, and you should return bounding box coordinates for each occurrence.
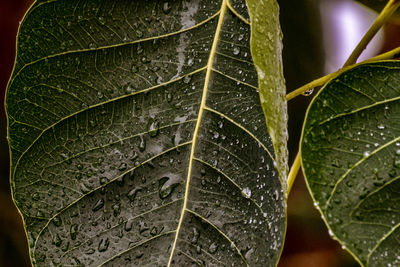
[167,0,228,265]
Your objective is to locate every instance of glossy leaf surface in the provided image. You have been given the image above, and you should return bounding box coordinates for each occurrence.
[302,62,400,266]
[6,0,286,266]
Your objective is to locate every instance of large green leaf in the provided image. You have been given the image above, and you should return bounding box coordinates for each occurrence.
[301,61,400,266]
[6,0,286,266]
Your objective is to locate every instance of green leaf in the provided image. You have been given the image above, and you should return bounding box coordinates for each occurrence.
[6,0,286,266]
[247,0,288,189]
[301,61,400,266]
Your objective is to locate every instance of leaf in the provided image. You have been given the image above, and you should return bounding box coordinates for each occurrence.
[301,61,400,266]
[6,0,286,266]
[247,0,288,189]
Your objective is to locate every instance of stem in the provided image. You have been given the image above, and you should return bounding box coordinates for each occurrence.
[285,8,400,189]
[343,0,400,67]
[363,46,400,62]
[287,152,301,194]
[286,45,400,101]
[286,71,338,101]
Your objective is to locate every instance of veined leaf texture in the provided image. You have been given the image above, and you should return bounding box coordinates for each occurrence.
[302,62,400,267]
[6,0,287,266]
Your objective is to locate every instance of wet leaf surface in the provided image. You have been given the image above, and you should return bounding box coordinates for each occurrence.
[302,62,400,266]
[247,0,288,190]
[6,0,286,266]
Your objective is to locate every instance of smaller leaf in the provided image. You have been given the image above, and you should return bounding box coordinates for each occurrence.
[247,0,289,190]
[302,61,400,266]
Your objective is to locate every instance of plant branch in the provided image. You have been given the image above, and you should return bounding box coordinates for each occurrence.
[286,71,338,101]
[285,46,400,190]
[287,152,301,194]
[343,0,400,67]
[286,46,400,101]
[285,7,400,190]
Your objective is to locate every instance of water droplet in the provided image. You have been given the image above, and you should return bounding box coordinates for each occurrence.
[127,188,141,202]
[272,189,279,200]
[125,220,133,232]
[162,2,171,14]
[32,192,40,201]
[92,199,104,212]
[183,75,191,84]
[150,226,158,236]
[191,228,200,244]
[159,177,178,199]
[99,177,108,185]
[328,229,334,237]
[98,237,110,252]
[136,30,143,38]
[241,187,251,198]
[89,43,97,49]
[139,136,146,152]
[118,162,127,171]
[70,224,78,240]
[52,217,62,227]
[233,47,240,55]
[141,56,149,63]
[113,203,121,217]
[125,83,134,94]
[377,124,385,130]
[167,93,173,102]
[302,89,314,96]
[131,64,139,73]
[363,151,370,157]
[209,242,218,254]
[139,221,149,234]
[148,120,159,137]
[394,159,400,168]
[53,234,62,247]
[98,16,105,25]
[85,248,95,255]
[213,131,219,139]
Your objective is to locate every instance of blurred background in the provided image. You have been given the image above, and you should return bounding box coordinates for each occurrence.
[0,0,399,266]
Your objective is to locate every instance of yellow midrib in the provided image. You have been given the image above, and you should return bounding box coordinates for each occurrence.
[167,0,228,265]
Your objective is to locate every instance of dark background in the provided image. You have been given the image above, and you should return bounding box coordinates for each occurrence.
[1,1,399,266]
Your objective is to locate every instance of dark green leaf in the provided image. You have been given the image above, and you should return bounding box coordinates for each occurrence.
[302,61,400,266]
[6,0,286,266]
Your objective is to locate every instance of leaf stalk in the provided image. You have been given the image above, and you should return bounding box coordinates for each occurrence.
[287,152,301,194]
[343,0,400,67]
[285,1,400,192]
[286,46,400,101]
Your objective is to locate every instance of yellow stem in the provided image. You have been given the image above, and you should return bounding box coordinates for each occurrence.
[286,71,338,101]
[343,0,400,67]
[285,5,400,190]
[286,45,400,101]
[287,152,301,194]
[363,46,400,62]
